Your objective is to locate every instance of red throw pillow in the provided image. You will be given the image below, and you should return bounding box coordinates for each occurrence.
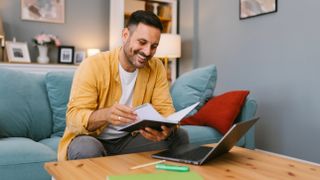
[180,90,249,134]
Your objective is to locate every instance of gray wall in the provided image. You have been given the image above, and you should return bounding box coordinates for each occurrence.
[179,0,194,73]
[196,0,320,163]
[0,0,109,63]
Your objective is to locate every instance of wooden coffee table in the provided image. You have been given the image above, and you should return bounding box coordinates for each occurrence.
[45,146,320,180]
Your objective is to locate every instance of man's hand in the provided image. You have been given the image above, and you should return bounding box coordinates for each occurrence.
[140,126,172,142]
[87,103,137,131]
[106,103,137,125]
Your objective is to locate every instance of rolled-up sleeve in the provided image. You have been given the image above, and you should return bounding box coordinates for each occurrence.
[66,59,102,135]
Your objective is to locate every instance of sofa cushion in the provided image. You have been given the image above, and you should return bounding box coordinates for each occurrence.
[170,65,217,115]
[181,125,222,144]
[39,136,61,152]
[0,137,56,180]
[0,163,51,180]
[181,125,245,146]
[0,68,52,141]
[181,90,249,134]
[0,137,57,166]
[45,71,74,137]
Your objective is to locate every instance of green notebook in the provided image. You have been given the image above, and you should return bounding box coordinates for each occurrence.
[107,171,203,180]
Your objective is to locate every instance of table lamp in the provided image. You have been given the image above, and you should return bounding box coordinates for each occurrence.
[154,33,181,75]
[87,48,100,57]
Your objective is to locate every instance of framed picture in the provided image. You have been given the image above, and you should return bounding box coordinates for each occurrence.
[240,0,277,20]
[74,51,86,64]
[5,41,31,63]
[21,0,65,23]
[58,46,74,64]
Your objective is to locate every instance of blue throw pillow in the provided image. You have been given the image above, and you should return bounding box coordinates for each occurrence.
[170,65,217,115]
[45,71,74,137]
[0,68,52,141]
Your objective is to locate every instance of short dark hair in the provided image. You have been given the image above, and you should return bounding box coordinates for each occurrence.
[126,10,163,31]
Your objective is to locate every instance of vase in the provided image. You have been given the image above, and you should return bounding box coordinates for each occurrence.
[37,45,49,64]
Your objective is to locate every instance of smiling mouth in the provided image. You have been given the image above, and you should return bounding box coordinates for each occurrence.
[137,54,147,63]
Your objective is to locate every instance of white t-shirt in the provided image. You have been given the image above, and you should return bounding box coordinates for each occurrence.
[98,63,138,140]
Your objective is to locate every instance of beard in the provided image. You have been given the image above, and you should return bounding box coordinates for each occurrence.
[123,42,152,69]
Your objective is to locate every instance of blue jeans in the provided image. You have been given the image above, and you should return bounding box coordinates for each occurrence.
[67,128,189,160]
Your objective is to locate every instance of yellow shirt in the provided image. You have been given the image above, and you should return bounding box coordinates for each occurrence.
[57,47,175,161]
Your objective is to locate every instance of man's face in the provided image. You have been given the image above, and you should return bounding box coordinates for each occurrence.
[122,23,161,69]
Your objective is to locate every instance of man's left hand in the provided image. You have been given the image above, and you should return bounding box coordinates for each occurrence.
[140,126,171,142]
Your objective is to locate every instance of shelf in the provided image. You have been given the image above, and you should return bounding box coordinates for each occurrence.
[0,62,78,74]
[124,13,171,22]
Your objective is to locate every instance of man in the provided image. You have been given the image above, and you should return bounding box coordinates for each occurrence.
[58,10,189,161]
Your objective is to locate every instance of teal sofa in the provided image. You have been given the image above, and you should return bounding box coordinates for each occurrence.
[0,65,257,180]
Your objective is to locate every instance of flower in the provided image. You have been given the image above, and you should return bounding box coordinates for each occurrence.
[33,33,61,47]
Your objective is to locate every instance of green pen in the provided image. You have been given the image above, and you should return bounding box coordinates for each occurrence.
[155,163,190,172]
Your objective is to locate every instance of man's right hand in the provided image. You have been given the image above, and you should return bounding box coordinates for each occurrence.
[106,103,137,125]
[87,103,137,131]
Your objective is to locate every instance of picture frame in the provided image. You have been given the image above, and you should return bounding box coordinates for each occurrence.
[21,0,65,24]
[240,0,277,20]
[5,41,31,63]
[74,51,86,64]
[58,46,74,64]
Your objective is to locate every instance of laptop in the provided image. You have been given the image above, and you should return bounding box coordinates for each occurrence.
[152,117,259,165]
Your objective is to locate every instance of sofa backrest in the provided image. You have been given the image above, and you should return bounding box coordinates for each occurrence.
[0,65,218,141]
[0,68,52,141]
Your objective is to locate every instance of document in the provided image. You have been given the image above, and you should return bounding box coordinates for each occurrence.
[113,102,199,132]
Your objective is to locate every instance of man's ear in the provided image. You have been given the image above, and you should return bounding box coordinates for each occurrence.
[122,28,129,43]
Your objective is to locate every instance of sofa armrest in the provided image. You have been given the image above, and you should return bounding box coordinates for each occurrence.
[235,99,258,149]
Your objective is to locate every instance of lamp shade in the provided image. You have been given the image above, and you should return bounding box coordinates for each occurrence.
[87,48,100,57]
[154,33,181,58]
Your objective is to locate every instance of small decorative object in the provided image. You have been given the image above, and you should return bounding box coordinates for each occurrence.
[74,51,86,64]
[0,16,5,62]
[21,0,65,23]
[240,0,277,20]
[33,33,61,64]
[58,46,74,64]
[5,40,31,63]
[152,2,160,15]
